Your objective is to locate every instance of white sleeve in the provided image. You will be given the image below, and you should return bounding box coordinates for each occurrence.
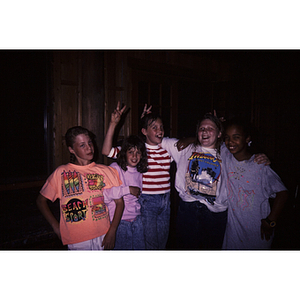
[161,137,179,161]
[107,146,121,159]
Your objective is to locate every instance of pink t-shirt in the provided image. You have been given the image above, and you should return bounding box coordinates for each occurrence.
[104,162,143,221]
[40,162,122,245]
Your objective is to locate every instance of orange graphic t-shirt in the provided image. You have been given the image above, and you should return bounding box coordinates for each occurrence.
[40,162,122,245]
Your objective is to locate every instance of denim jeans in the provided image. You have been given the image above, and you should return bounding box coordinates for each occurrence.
[139,192,171,250]
[176,199,227,250]
[114,215,145,250]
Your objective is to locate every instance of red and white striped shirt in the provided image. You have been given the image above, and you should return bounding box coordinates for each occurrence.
[108,143,172,195]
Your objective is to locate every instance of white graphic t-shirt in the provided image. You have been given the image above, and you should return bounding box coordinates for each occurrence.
[161,138,227,212]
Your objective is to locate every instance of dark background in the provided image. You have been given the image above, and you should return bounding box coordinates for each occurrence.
[1,50,299,250]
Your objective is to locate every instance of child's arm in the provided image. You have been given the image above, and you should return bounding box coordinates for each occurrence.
[104,185,141,202]
[260,190,288,241]
[36,193,61,240]
[102,197,124,250]
[102,101,126,156]
[176,137,196,151]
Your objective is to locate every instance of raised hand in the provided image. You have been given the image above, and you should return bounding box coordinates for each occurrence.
[213,110,226,122]
[111,101,126,124]
[140,103,152,119]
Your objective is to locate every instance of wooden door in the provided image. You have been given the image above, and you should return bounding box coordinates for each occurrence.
[131,69,178,138]
[52,51,82,168]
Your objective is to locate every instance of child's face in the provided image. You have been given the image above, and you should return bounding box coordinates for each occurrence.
[224,125,251,160]
[68,134,94,165]
[126,147,142,168]
[197,119,221,149]
[142,118,164,146]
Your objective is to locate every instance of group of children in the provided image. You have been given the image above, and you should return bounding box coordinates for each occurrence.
[37,102,288,250]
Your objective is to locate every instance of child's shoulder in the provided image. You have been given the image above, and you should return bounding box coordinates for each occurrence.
[53,163,71,173]
[93,163,115,171]
[109,162,122,172]
[92,163,121,181]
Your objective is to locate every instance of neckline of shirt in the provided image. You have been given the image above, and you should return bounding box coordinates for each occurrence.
[68,162,96,168]
[145,143,160,149]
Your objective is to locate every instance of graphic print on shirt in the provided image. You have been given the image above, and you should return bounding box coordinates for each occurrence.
[227,168,255,211]
[86,174,106,190]
[185,152,221,204]
[90,194,108,221]
[86,173,108,220]
[62,170,84,196]
[62,198,88,223]
[61,170,108,222]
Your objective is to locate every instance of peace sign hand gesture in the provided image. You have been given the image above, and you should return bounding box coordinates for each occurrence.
[111,101,126,124]
[141,103,152,119]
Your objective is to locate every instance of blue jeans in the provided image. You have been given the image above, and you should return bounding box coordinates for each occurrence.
[176,199,227,250]
[139,192,171,250]
[114,215,145,250]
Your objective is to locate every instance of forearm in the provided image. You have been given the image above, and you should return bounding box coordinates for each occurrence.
[102,121,117,155]
[36,194,59,229]
[267,190,288,221]
[102,197,124,249]
[110,197,124,231]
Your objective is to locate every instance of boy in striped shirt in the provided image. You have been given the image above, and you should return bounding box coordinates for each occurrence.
[102,103,172,249]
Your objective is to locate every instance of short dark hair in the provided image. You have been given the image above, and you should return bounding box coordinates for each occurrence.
[139,112,163,142]
[224,117,251,138]
[117,135,148,173]
[65,126,93,148]
[65,126,95,163]
[224,117,262,154]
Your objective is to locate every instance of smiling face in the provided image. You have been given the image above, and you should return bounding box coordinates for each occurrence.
[197,119,222,149]
[126,146,142,168]
[68,133,94,165]
[141,117,164,146]
[224,124,251,161]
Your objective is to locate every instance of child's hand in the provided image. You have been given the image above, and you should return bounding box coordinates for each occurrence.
[111,101,126,124]
[141,104,152,119]
[129,186,141,198]
[175,137,195,151]
[213,110,226,122]
[260,219,274,241]
[254,153,271,165]
[102,228,116,250]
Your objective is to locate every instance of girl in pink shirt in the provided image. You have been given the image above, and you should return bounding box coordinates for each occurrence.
[105,135,148,249]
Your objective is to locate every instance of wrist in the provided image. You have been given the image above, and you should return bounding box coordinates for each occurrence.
[263,217,276,227]
[108,225,117,233]
[109,121,118,127]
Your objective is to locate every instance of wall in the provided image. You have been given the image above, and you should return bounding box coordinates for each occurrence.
[1,50,299,249]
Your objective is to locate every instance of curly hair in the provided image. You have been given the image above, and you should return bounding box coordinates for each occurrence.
[117,135,148,173]
[194,113,224,155]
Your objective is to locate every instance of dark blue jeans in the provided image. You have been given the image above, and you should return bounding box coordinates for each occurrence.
[114,215,145,250]
[139,192,171,250]
[176,199,227,250]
